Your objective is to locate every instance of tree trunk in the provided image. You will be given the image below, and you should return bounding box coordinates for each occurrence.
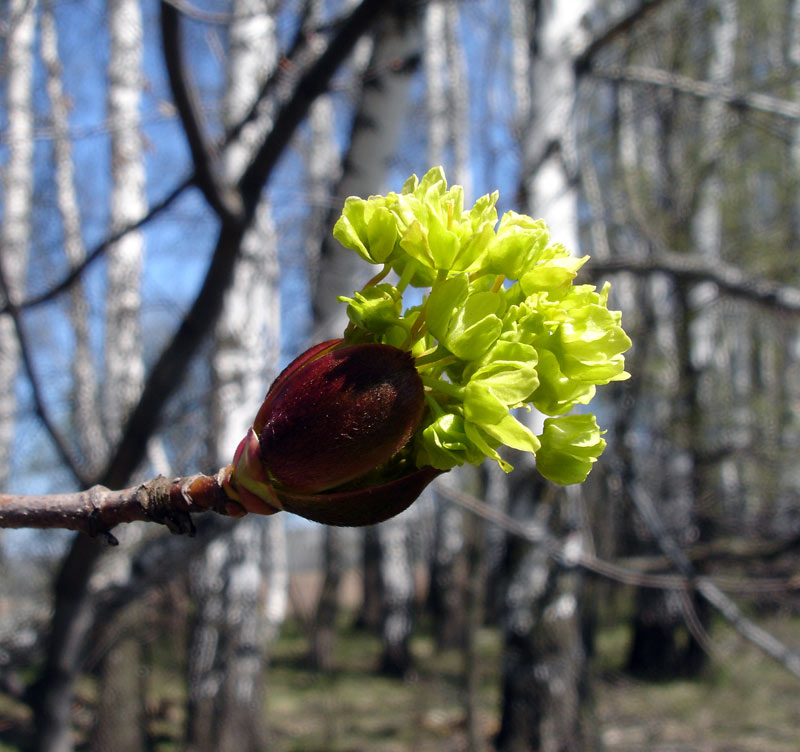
[185,2,283,749]
[0,0,35,489]
[309,526,347,671]
[428,472,468,650]
[308,0,422,662]
[89,632,146,752]
[40,5,103,474]
[103,0,146,448]
[378,514,415,676]
[89,1,149,747]
[358,525,383,632]
[497,486,599,752]
[498,1,600,748]
[628,0,738,679]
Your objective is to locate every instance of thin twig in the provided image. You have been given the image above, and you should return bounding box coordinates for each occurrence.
[2,175,192,315]
[584,251,800,316]
[591,63,800,121]
[0,265,89,486]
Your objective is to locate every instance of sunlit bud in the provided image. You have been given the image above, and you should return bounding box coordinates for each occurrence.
[221,339,438,526]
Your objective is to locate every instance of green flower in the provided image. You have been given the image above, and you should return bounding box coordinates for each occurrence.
[534,415,607,485]
[330,166,631,484]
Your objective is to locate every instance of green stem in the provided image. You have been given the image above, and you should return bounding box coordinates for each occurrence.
[363,263,391,289]
[422,375,465,401]
[396,258,418,294]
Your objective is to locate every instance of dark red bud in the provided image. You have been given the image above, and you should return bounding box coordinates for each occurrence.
[258,341,425,495]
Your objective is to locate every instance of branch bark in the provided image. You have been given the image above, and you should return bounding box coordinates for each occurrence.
[0,473,236,540]
[585,251,800,315]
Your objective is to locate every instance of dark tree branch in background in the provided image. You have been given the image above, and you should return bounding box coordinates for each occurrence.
[585,252,800,315]
[160,2,243,223]
[437,480,800,681]
[238,0,388,202]
[590,64,800,121]
[0,264,90,486]
[3,175,191,315]
[573,0,671,73]
[629,483,800,680]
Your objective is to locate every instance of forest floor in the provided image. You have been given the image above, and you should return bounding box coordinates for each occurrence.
[1,609,798,750]
[260,614,800,752]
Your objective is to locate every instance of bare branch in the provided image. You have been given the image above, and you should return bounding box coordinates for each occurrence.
[630,483,800,681]
[573,0,672,72]
[584,251,800,315]
[438,480,800,681]
[238,0,388,204]
[0,273,90,487]
[591,63,800,121]
[2,176,191,315]
[160,2,243,222]
[0,473,238,540]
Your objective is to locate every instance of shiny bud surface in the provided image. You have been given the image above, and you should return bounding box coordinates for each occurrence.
[257,340,424,494]
[222,339,437,526]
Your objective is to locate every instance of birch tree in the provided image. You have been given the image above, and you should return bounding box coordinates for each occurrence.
[423,0,475,651]
[498,1,599,748]
[308,0,424,672]
[40,5,103,472]
[0,0,35,492]
[185,2,285,748]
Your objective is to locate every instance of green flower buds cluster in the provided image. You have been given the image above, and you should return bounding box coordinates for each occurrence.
[335,167,631,485]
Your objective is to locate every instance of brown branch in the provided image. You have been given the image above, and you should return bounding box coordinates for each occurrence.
[238,0,388,203]
[573,0,672,74]
[160,1,243,223]
[0,264,89,486]
[0,473,238,541]
[584,251,800,315]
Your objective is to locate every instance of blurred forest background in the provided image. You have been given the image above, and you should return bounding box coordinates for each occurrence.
[1,0,800,750]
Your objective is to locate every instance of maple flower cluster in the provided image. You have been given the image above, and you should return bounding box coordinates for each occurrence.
[335,167,631,485]
[221,167,631,526]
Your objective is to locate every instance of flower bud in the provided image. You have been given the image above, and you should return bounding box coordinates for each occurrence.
[222,339,438,526]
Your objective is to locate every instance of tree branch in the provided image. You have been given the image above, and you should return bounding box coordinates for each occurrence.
[630,482,800,681]
[3,175,191,315]
[238,0,388,203]
[590,63,800,121]
[0,473,238,541]
[584,251,800,315]
[160,2,243,222]
[0,266,90,486]
[438,480,800,681]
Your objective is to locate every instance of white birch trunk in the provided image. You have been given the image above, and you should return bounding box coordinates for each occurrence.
[444,0,470,195]
[40,6,104,472]
[0,0,35,489]
[378,513,415,676]
[187,4,285,748]
[523,1,594,251]
[424,0,470,193]
[104,0,146,447]
[313,7,422,336]
[499,3,597,749]
[424,1,448,167]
